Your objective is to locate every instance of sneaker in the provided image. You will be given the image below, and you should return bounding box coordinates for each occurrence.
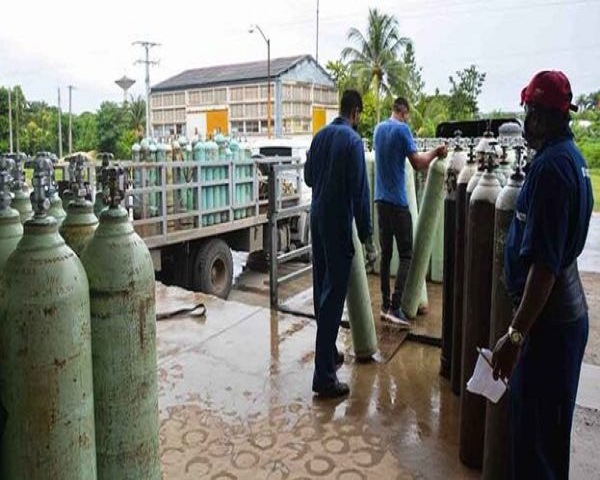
[313,381,350,399]
[381,308,411,329]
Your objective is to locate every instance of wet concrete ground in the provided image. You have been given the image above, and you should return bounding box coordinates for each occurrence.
[156,268,599,479]
[157,283,476,479]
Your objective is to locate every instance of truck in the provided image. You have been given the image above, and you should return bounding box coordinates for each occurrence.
[117,138,311,299]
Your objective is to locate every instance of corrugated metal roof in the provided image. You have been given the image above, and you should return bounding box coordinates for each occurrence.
[152,55,318,92]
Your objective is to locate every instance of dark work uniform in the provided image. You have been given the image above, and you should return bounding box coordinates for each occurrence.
[504,132,594,480]
[373,118,417,311]
[304,117,371,390]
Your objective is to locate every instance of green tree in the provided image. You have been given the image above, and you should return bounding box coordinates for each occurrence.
[341,8,409,122]
[127,95,146,140]
[410,91,450,137]
[73,112,98,152]
[395,41,424,105]
[448,65,486,120]
[326,60,353,96]
[96,101,127,154]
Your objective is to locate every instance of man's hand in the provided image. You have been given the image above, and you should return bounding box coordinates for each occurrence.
[364,236,378,272]
[436,144,448,158]
[491,333,521,381]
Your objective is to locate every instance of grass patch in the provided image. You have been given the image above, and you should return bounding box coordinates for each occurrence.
[591,169,600,212]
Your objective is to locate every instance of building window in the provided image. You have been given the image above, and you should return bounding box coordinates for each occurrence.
[282,84,293,100]
[245,103,259,118]
[246,121,259,133]
[245,85,259,100]
[151,95,163,108]
[231,87,244,101]
[215,88,227,103]
[189,90,201,106]
[231,121,244,134]
[201,89,213,104]
[230,104,244,119]
[283,119,292,134]
[260,120,274,133]
[174,92,185,105]
[175,109,186,122]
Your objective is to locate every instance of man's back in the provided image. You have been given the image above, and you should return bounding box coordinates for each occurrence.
[374,119,417,207]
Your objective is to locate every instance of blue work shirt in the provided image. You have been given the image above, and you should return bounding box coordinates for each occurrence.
[373,118,417,207]
[304,117,372,251]
[504,133,594,322]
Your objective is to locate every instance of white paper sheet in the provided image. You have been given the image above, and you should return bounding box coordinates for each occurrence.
[466,348,507,404]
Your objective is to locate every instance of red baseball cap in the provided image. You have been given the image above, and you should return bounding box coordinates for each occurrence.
[520,70,578,113]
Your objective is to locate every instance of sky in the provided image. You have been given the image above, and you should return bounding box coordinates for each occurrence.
[1,0,598,115]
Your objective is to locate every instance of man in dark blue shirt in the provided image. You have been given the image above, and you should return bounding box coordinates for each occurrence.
[373,97,447,324]
[304,90,372,398]
[492,71,593,479]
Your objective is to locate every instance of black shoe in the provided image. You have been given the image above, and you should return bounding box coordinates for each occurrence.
[335,350,344,369]
[313,381,350,399]
[340,319,350,330]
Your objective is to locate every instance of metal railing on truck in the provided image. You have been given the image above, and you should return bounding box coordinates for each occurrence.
[264,160,313,318]
[120,159,265,250]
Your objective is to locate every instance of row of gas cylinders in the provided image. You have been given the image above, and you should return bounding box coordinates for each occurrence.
[132,134,253,163]
[0,154,161,479]
[432,131,525,478]
[366,126,525,478]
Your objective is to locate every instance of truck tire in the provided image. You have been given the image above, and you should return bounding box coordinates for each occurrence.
[192,239,233,299]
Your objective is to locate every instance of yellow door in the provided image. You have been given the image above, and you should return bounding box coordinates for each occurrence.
[206,109,228,137]
[312,107,326,135]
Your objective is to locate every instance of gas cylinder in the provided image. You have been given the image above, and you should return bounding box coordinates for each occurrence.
[132,142,141,161]
[80,167,160,479]
[9,153,33,223]
[240,137,252,161]
[495,145,513,187]
[346,221,378,360]
[405,159,429,311]
[450,143,478,395]
[47,165,67,226]
[193,137,206,161]
[229,137,240,161]
[440,135,466,379]
[459,153,502,469]
[0,157,23,269]
[94,153,112,218]
[0,154,97,479]
[401,154,446,318]
[482,147,525,480]
[59,154,99,256]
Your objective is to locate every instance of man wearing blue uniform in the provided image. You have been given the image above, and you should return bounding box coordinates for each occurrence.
[304,90,371,398]
[374,97,447,324]
[492,71,593,479]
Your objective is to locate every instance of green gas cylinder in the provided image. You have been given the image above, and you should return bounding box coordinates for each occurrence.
[193,138,206,161]
[80,167,160,480]
[59,155,99,256]
[401,154,446,318]
[0,155,97,479]
[9,153,33,223]
[44,159,66,226]
[0,158,23,268]
[346,221,378,360]
[229,137,240,161]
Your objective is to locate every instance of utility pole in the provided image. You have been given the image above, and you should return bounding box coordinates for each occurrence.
[316,0,320,63]
[15,93,20,153]
[68,85,75,154]
[8,88,13,153]
[57,88,63,158]
[133,41,160,139]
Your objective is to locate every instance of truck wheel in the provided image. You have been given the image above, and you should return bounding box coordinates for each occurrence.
[192,239,233,299]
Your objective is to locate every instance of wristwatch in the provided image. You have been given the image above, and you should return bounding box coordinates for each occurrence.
[508,326,525,347]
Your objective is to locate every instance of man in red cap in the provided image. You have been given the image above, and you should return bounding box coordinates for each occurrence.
[493,70,594,479]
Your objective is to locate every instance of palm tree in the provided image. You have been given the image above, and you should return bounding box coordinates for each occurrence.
[341,8,409,122]
[128,95,146,139]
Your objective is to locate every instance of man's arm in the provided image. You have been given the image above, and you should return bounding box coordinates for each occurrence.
[408,145,447,171]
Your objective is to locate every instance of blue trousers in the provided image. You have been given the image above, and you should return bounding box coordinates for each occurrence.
[510,314,588,480]
[311,219,352,389]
